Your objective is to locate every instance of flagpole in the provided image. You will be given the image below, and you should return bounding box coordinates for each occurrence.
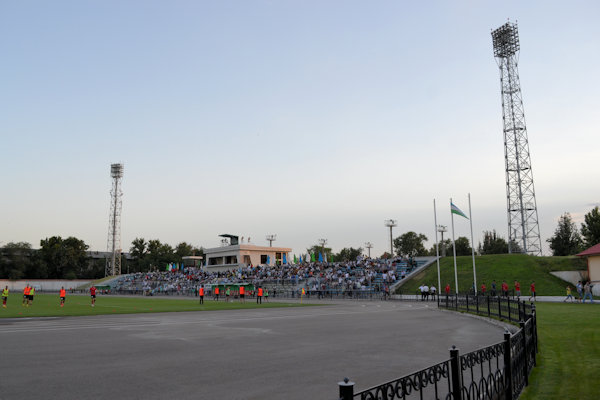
[434,199,441,294]
[450,198,459,294]
[469,193,477,295]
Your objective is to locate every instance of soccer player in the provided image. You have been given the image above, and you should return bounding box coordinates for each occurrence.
[528,281,536,302]
[22,285,30,306]
[239,285,245,303]
[198,286,204,305]
[257,287,263,304]
[2,286,8,308]
[28,286,35,306]
[59,287,66,307]
[90,285,97,307]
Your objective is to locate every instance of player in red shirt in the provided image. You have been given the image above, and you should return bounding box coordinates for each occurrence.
[514,280,521,298]
[528,281,536,301]
[501,281,509,297]
[480,283,486,295]
[90,286,97,307]
[445,283,451,295]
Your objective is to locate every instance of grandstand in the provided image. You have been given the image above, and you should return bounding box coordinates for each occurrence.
[108,256,437,299]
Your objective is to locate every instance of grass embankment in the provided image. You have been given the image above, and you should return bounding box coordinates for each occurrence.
[0,294,310,318]
[398,254,586,296]
[520,302,600,399]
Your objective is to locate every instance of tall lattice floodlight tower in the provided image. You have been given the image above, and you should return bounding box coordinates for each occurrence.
[492,22,542,255]
[106,163,124,276]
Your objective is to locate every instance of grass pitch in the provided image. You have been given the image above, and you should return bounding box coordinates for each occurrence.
[0,293,311,318]
[520,302,599,400]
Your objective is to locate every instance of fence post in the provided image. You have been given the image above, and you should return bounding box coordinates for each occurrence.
[487,295,491,317]
[498,297,502,319]
[520,321,529,387]
[532,304,538,354]
[527,313,537,366]
[476,294,480,313]
[503,331,513,400]
[507,297,512,322]
[466,294,469,312]
[449,346,462,400]
[338,377,354,400]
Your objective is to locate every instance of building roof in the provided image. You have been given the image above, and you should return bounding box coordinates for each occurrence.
[576,243,600,257]
[204,244,292,254]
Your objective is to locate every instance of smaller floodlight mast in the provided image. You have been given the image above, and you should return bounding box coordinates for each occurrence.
[384,220,397,257]
[266,234,277,247]
[364,242,373,258]
[106,163,124,277]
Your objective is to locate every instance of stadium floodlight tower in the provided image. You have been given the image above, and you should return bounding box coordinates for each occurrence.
[492,21,542,255]
[384,220,397,257]
[106,163,124,277]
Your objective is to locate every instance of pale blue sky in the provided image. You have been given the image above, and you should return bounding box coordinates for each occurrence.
[1,1,599,256]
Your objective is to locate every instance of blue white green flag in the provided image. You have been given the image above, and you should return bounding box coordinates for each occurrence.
[450,202,468,219]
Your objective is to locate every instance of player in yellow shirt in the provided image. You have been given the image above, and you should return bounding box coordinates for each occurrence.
[2,286,8,308]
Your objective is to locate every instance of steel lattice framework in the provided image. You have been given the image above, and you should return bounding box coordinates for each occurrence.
[492,22,542,255]
[106,163,124,276]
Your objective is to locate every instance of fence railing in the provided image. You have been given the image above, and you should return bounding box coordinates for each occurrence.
[338,296,538,400]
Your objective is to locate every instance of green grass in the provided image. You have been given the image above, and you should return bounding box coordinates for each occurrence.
[398,254,586,296]
[520,302,600,400]
[0,294,312,318]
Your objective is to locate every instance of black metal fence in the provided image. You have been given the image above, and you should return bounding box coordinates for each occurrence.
[338,296,538,400]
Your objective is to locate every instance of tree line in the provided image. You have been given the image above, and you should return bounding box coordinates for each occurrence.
[2,206,598,279]
[0,236,203,280]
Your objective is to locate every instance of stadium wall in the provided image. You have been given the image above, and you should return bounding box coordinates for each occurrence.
[0,279,94,292]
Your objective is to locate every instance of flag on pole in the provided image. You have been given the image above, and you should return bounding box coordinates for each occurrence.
[166,264,170,271]
[299,255,303,263]
[294,254,298,264]
[318,253,323,262]
[311,253,316,262]
[451,202,468,219]
[283,253,287,264]
[266,255,270,265]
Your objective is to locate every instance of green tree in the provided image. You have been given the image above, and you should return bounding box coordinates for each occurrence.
[546,213,583,256]
[0,242,35,280]
[146,239,174,270]
[129,237,148,272]
[306,245,332,261]
[38,236,89,279]
[449,236,471,256]
[479,230,509,255]
[174,242,203,262]
[581,206,600,247]
[335,247,363,262]
[393,232,428,257]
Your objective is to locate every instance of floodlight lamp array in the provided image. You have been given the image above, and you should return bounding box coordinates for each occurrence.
[492,22,520,58]
[111,163,124,178]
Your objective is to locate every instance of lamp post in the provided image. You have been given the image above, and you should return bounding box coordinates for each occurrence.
[266,234,277,247]
[364,242,373,258]
[437,225,447,257]
[318,238,328,262]
[384,220,397,257]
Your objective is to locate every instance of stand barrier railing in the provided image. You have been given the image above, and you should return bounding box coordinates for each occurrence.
[338,295,537,400]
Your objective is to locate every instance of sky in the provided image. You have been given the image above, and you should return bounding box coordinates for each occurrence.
[1,1,599,257]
